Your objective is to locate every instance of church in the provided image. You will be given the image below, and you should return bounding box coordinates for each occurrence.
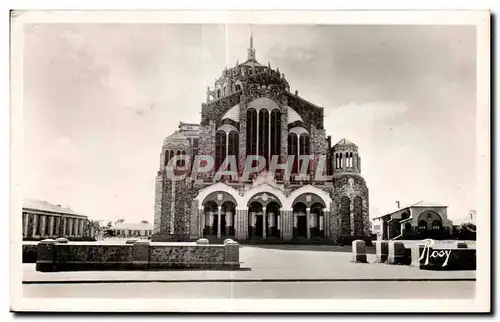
[152,34,370,243]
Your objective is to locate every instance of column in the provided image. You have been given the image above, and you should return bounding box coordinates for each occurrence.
[49,216,54,236]
[23,213,29,238]
[277,214,281,238]
[262,206,267,239]
[62,217,67,236]
[217,206,222,238]
[226,212,233,235]
[74,219,79,237]
[40,215,46,237]
[55,217,61,236]
[306,208,311,240]
[33,214,39,237]
[322,208,328,238]
[68,218,73,236]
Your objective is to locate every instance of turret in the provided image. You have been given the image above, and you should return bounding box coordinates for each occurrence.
[332,138,361,176]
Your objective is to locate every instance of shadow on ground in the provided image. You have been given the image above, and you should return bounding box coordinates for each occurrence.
[241,244,377,254]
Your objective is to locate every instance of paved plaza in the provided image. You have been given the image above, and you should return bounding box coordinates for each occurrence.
[23,245,475,284]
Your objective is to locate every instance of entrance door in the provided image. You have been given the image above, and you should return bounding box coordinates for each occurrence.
[255,214,263,237]
[297,215,307,238]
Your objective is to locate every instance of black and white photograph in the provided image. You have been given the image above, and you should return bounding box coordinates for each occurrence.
[9,9,491,313]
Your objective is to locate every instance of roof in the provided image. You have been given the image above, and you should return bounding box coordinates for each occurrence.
[372,200,448,219]
[334,138,357,148]
[23,198,82,216]
[111,222,153,230]
[238,59,265,68]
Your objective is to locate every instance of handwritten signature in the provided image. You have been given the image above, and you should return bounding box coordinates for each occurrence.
[419,239,452,267]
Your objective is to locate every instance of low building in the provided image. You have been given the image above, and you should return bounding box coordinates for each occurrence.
[22,198,97,240]
[372,201,454,240]
[110,221,154,238]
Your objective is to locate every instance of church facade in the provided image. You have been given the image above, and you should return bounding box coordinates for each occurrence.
[152,36,370,243]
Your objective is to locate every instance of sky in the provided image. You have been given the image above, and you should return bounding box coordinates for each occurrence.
[22,23,477,223]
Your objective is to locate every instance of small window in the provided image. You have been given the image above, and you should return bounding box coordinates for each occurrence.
[418,220,427,230]
[235,84,241,91]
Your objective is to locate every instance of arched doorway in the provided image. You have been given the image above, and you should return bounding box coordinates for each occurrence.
[248,201,263,238]
[310,202,324,239]
[203,201,218,236]
[293,202,307,239]
[221,201,236,237]
[266,201,281,239]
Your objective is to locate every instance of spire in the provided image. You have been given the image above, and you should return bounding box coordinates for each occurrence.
[247,25,256,61]
[250,27,253,49]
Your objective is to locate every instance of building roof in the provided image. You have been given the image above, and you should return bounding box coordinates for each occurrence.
[334,138,357,148]
[111,222,153,230]
[372,200,448,219]
[23,198,83,216]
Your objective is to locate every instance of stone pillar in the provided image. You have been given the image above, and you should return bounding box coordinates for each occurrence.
[352,240,367,263]
[235,208,248,240]
[49,216,54,236]
[36,239,56,272]
[281,209,293,241]
[132,241,150,269]
[322,208,329,238]
[23,213,29,238]
[67,218,72,236]
[32,214,38,238]
[375,240,389,263]
[217,206,222,238]
[277,214,281,238]
[262,206,267,239]
[387,241,406,265]
[224,240,240,269]
[40,215,46,237]
[306,208,311,240]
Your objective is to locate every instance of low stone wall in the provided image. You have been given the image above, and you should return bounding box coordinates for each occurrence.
[35,239,240,272]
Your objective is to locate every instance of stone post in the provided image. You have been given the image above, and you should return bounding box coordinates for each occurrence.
[62,217,66,236]
[224,240,240,269]
[375,240,389,263]
[132,240,150,269]
[217,206,222,239]
[199,208,204,237]
[387,241,406,265]
[36,239,56,272]
[322,208,328,238]
[306,207,311,240]
[352,240,367,263]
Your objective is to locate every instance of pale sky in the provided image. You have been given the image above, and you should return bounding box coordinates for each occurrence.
[22,23,477,223]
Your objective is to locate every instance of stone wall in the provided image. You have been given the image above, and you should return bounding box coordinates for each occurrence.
[35,240,240,271]
[286,93,324,129]
[333,174,370,237]
[201,92,241,126]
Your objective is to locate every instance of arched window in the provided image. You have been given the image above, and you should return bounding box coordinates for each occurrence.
[175,150,181,168]
[339,153,343,169]
[299,134,310,175]
[181,150,186,168]
[228,131,239,170]
[215,131,227,172]
[270,110,281,158]
[431,220,442,231]
[235,84,241,91]
[258,109,269,161]
[288,133,298,174]
[217,89,221,98]
[223,85,227,96]
[246,109,257,155]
